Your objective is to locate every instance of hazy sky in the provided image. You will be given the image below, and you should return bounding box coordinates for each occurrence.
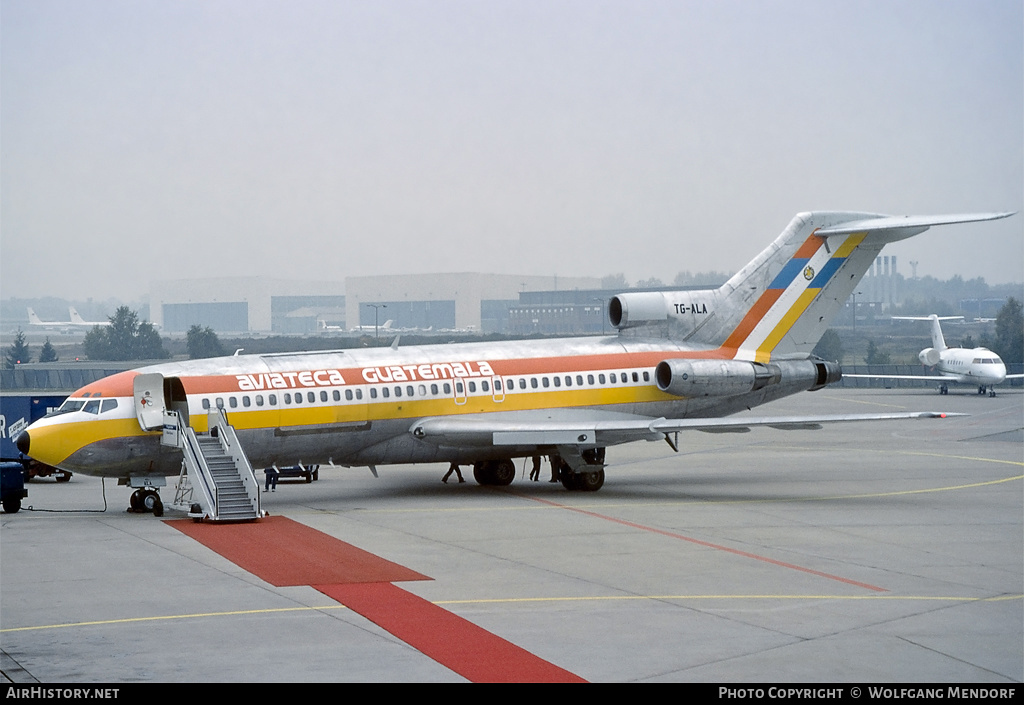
[2,0,1021,302]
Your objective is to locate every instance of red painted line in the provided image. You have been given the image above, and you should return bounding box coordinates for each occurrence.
[524,496,887,593]
[317,582,586,683]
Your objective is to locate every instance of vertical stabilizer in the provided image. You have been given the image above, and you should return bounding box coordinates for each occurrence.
[608,211,1012,362]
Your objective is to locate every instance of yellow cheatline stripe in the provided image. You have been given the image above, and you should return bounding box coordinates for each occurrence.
[833,232,866,258]
[758,287,820,360]
[5,593,1019,633]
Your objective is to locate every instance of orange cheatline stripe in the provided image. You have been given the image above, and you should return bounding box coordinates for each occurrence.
[793,232,824,258]
[721,288,784,351]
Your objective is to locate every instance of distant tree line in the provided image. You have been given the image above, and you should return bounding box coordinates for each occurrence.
[3,331,58,369]
[83,306,168,361]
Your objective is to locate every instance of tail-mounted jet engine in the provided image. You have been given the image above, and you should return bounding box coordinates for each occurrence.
[655,358,840,398]
[919,348,941,366]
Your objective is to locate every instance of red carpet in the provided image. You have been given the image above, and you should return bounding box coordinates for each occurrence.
[168,516,584,682]
[168,516,429,586]
[317,582,586,683]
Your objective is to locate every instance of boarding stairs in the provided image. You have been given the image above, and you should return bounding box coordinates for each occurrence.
[165,408,262,522]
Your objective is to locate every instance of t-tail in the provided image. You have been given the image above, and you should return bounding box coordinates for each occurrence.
[892,314,965,352]
[609,211,1013,362]
[68,307,87,325]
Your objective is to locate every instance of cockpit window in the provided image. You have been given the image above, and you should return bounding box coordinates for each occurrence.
[100,399,118,414]
[59,399,86,413]
[83,400,101,415]
[48,399,86,417]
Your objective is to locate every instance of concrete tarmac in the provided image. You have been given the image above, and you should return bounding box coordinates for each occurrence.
[2,387,1021,683]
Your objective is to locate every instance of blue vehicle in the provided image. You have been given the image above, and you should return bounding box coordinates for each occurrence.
[1,460,28,513]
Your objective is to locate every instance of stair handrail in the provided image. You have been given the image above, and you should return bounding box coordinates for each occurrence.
[180,425,219,518]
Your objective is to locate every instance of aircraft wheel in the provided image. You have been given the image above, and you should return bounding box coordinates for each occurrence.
[3,498,21,513]
[56,472,71,483]
[557,462,575,490]
[575,469,605,492]
[472,462,492,485]
[490,459,516,486]
[141,490,162,515]
[129,489,143,512]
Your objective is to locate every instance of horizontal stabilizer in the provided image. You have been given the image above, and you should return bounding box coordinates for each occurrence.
[815,212,1014,239]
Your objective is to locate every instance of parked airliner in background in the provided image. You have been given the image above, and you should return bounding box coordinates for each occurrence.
[27,307,74,331]
[16,210,1013,518]
[68,307,112,327]
[27,307,111,330]
[847,314,1023,396]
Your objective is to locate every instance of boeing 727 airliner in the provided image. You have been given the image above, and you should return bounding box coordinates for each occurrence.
[15,211,1013,519]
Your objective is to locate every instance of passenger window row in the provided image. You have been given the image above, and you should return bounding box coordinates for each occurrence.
[197,368,652,411]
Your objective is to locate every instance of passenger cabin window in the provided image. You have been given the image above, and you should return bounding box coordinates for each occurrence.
[202,399,211,410]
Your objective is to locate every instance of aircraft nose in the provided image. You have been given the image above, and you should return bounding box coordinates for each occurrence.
[15,430,30,455]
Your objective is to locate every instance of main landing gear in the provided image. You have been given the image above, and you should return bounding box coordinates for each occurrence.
[554,448,606,492]
[471,449,608,492]
[978,385,996,397]
[473,459,516,486]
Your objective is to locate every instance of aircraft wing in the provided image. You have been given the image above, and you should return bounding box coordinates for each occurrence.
[844,373,961,382]
[409,409,962,448]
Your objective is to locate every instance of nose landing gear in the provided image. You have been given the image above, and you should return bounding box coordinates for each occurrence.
[129,488,164,516]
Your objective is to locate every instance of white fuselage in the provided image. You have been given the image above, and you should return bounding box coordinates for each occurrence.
[931,347,1008,387]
